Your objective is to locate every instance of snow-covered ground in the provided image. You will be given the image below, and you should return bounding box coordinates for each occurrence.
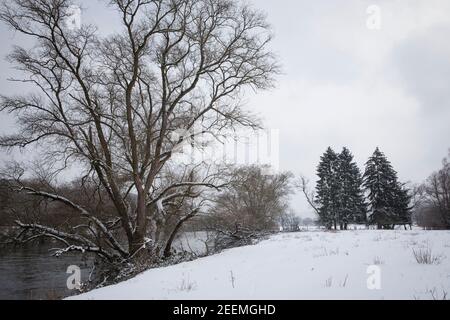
[70,230,450,300]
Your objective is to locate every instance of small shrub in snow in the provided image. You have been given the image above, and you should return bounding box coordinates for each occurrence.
[373,235,383,242]
[408,240,418,246]
[178,278,197,292]
[230,271,236,289]
[325,277,333,288]
[314,246,340,258]
[428,288,448,300]
[373,256,384,265]
[329,248,340,256]
[340,275,349,288]
[412,247,443,265]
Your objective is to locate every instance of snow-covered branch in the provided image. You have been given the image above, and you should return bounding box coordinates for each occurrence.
[15,186,128,257]
[14,221,119,261]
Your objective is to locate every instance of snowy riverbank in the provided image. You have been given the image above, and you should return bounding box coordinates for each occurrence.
[70,229,450,300]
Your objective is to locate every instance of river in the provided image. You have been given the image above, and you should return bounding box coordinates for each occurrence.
[0,244,94,300]
[0,231,209,300]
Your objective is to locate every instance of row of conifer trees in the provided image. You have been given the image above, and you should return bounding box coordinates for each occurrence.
[315,147,412,230]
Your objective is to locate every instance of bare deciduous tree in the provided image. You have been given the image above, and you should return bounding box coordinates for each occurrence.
[0,0,278,263]
[416,150,450,229]
[203,165,293,251]
[279,209,301,232]
[296,175,319,216]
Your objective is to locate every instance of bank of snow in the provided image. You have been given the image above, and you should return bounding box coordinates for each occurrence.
[70,230,450,300]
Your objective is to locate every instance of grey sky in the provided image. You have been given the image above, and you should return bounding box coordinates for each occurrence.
[1,0,450,217]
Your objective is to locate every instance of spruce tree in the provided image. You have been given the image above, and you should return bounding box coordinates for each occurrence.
[363,147,411,229]
[393,184,412,228]
[337,147,367,229]
[315,147,339,229]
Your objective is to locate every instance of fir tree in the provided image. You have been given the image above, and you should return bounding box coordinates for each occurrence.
[337,147,367,229]
[393,184,412,228]
[315,147,340,229]
[363,148,411,229]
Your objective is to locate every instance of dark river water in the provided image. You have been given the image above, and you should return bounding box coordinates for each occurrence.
[0,244,94,300]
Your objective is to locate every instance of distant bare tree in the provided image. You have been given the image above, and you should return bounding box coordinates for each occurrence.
[280,210,301,232]
[416,150,450,229]
[204,165,293,250]
[0,0,278,263]
[296,175,319,216]
[302,217,316,228]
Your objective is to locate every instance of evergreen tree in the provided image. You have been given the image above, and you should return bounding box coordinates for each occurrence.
[363,148,411,229]
[393,184,412,228]
[315,147,340,229]
[337,147,367,229]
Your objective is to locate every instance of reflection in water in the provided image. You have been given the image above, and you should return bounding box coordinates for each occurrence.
[0,245,94,300]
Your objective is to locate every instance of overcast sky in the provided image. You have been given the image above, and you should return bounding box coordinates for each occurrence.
[1,0,450,217]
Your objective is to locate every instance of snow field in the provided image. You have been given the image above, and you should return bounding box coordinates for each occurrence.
[71,230,450,300]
